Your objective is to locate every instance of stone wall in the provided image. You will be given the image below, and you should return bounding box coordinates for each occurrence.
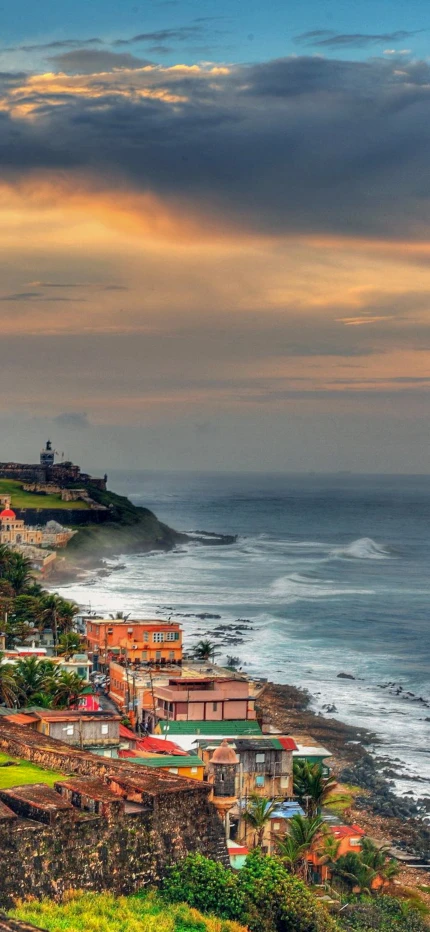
[0,722,229,908]
[14,509,110,527]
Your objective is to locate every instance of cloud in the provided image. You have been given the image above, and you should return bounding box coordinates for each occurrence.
[1,55,430,242]
[54,412,91,429]
[1,37,104,54]
[294,28,425,49]
[112,26,203,47]
[48,50,152,74]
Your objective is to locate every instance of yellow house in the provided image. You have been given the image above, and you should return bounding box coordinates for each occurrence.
[0,505,43,546]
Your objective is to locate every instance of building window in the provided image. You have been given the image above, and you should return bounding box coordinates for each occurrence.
[153,632,164,642]
[155,651,161,661]
[169,651,175,660]
[66,725,74,736]
[213,702,218,711]
[144,632,149,642]
[191,767,198,773]
[255,775,265,787]
[350,838,362,847]
[101,724,109,735]
[169,768,178,774]
[256,753,265,763]
[166,631,179,641]
[272,822,280,832]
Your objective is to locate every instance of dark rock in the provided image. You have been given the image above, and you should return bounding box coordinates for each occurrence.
[337,672,356,680]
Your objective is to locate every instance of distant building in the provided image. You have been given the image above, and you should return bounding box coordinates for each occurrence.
[150,674,256,728]
[0,506,43,547]
[87,618,183,668]
[0,439,107,490]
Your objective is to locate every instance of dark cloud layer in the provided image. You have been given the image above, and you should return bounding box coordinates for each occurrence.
[1,55,430,239]
[294,28,425,48]
[49,50,151,73]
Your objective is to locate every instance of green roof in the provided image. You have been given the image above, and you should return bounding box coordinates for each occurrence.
[157,720,262,736]
[130,755,204,769]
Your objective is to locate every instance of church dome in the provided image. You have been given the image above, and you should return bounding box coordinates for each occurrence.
[0,508,16,519]
[210,739,239,765]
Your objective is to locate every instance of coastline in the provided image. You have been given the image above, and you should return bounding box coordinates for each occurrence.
[257,681,430,862]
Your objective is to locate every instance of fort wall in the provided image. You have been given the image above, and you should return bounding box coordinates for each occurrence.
[0,722,229,908]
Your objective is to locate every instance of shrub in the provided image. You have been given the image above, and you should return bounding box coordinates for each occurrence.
[338,894,429,931]
[162,851,338,932]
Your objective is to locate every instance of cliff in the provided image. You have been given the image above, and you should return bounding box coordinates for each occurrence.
[63,486,186,563]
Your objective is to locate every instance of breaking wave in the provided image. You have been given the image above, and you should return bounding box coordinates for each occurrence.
[271,572,372,603]
[331,537,391,560]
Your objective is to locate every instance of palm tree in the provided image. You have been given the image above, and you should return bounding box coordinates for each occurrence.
[277,814,324,881]
[192,639,217,662]
[109,611,130,621]
[14,656,57,706]
[4,553,34,594]
[242,795,279,848]
[0,654,19,707]
[57,631,82,659]
[293,760,341,817]
[38,594,79,643]
[330,851,376,895]
[360,838,399,887]
[51,671,87,708]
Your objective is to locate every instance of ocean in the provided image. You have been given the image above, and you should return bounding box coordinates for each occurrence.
[57,471,430,801]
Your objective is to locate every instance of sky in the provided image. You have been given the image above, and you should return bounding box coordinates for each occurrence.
[1,0,430,473]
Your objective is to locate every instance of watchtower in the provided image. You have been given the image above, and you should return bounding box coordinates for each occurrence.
[40,440,55,468]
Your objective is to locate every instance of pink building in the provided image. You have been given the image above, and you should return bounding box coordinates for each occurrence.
[152,675,256,724]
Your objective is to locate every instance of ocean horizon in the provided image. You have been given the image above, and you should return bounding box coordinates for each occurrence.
[57,470,430,803]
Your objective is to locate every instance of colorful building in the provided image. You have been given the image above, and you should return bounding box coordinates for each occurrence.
[198,735,298,798]
[86,618,182,667]
[150,674,256,727]
[0,505,43,547]
[120,752,205,780]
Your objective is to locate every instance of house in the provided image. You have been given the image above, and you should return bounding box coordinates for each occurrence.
[54,653,91,683]
[198,735,298,798]
[155,719,263,752]
[0,504,43,547]
[86,619,182,668]
[150,673,256,728]
[237,799,305,853]
[33,709,121,755]
[119,752,205,781]
[293,741,332,776]
[308,824,366,884]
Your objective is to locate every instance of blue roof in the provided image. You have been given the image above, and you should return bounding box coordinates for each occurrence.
[270,801,305,819]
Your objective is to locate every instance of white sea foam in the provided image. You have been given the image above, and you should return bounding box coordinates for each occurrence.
[330,537,391,560]
[271,572,373,602]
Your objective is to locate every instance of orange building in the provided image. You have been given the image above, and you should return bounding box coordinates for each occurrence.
[309,824,366,883]
[86,619,182,667]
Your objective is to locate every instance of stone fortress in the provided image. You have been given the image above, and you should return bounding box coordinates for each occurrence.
[0,719,229,908]
[0,440,107,491]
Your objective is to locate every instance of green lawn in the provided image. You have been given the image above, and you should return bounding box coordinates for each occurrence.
[0,479,89,510]
[0,752,65,788]
[11,892,247,932]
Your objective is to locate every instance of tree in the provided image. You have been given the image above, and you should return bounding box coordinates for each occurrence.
[293,761,341,817]
[192,639,217,662]
[4,552,34,594]
[330,851,376,895]
[359,838,399,887]
[14,656,57,705]
[38,594,79,643]
[51,670,87,708]
[243,795,280,848]
[109,611,130,621]
[0,654,19,707]
[57,631,82,659]
[276,814,324,881]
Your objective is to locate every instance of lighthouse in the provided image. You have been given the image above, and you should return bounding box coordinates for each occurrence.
[40,440,55,468]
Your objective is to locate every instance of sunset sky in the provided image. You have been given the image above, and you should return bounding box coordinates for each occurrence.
[1,0,430,472]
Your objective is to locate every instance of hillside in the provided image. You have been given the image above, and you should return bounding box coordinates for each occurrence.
[63,485,186,562]
[0,480,89,510]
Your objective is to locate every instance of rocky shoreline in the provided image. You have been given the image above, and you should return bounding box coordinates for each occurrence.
[256,682,430,861]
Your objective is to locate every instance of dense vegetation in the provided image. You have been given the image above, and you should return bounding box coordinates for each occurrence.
[11,891,247,932]
[337,895,429,931]
[0,545,85,708]
[162,850,337,932]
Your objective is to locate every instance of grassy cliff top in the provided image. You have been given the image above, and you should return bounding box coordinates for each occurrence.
[0,480,89,510]
[0,753,65,789]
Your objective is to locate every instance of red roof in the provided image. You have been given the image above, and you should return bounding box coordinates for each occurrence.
[279,737,299,752]
[332,824,365,839]
[119,724,138,742]
[119,749,137,758]
[139,735,187,756]
[0,509,16,518]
